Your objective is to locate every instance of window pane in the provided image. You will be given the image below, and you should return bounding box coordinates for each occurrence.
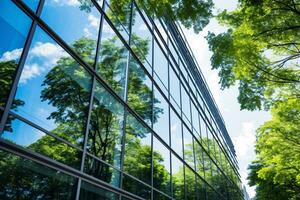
[87,81,124,169]
[154,41,168,92]
[170,108,182,158]
[153,137,171,195]
[122,174,151,199]
[169,67,180,108]
[79,180,119,200]
[171,154,184,199]
[124,113,152,184]
[13,26,92,147]
[127,57,152,125]
[0,1,31,119]
[41,0,100,65]
[0,149,77,200]
[181,84,191,124]
[97,19,128,98]
[183,125,195,169]
[131,5,152,73]
[84,155,120,187]
[2,116,82,168]
[185,167,197,200]
[153,86,169,144]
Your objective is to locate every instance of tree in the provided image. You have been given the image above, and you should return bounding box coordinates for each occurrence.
[248,89,300,200]
[207,0,300,111]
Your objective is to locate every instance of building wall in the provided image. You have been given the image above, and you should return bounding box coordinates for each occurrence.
[0,0,242,199]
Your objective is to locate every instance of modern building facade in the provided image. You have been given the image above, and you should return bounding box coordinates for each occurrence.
[0,0,243,199]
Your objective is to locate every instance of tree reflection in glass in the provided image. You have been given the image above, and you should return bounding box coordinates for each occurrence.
[85,80,123,186]
[0,149,77,200]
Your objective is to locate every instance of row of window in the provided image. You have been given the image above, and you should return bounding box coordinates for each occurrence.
[0,0,242,199]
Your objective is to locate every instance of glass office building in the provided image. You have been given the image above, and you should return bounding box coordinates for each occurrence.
[0,0,243,199]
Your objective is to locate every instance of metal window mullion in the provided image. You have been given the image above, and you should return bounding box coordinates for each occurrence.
[0,0,45,133]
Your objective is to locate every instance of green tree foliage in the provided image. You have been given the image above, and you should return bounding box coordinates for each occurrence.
[207,0,300,111]
[248,89,300,199]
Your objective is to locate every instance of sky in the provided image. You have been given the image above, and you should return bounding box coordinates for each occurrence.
[182,0,271,198]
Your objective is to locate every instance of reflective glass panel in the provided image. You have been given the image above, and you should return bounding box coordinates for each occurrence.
[97,19,127,98]
[13,26,92,147]
[2,117,82,169]
[131,5,152,73]
[124,113,152,184]
[181,84,191,124]
[0,149,77,200]
[127,57,152,125]
[79,180,119,200]
[169,67,180,108]
[170,108,182,158]
[42,0,100,65]
[154,41,168,92]
[0,1,31,118]
[153,86,169,144]
[84,155,120,187]
[86,81,124,169]
[183,125,195,169]
[153,137,171,196]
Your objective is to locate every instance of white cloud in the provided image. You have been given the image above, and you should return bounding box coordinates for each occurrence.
[138,24,148,31]
[30,42,68,66]
[51,0,80,6]
[20,63,41,84]
[234,122,255,158]
[88,14,100,29]
[0,48,23,62]
[84,27,92,38]
[19,42,68,83]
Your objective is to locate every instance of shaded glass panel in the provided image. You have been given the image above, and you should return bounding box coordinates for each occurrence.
[84,154,120,187]
[0,149,77,200]
[87,81,123,170]
[153,190,171,200]
[0,1,31,121]
[170,108,182,158]
[153,86,169,144]
[79,180,119,200]
[41,0,100,65]
[194,140,205,178]
[185,167,197,200]
[13,26,92,147]
[127,57,152,125]
[122,174,151,200]
[196,177,207,200]
[171,154,184,200]
[124,113,152,185]
[97,19,127,98]
[2,117,82,169]
[153,137,171,196]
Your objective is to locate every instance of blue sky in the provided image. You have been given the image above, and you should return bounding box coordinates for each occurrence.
[182,0,271,198]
